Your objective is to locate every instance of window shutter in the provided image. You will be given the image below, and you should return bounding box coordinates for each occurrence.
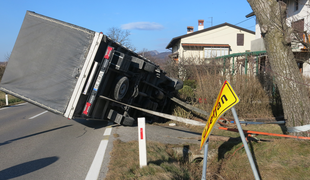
[292,19,304,39]
[237,34,244,46]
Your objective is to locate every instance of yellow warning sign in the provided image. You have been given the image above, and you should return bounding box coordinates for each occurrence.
[200,80,239,150]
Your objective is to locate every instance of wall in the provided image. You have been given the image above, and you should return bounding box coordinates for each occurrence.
[175,25,254,63]
[286,0,309,27]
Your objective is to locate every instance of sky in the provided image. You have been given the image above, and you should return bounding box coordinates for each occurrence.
[0,0,255,62]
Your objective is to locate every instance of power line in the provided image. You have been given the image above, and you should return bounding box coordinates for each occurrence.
[234,16,255,26]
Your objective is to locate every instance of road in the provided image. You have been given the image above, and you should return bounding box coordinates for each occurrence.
[0,103,112,180]
[0,103,203,180]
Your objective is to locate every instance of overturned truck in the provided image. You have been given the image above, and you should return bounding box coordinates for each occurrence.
[0,11,183,126]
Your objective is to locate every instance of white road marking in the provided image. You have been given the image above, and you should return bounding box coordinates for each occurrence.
[13,102,28,106]
[85,123,113,180]
[0,107,9,111]
[29,111,48,119]
[0,102,28,111]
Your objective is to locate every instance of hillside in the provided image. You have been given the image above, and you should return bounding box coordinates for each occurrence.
[140,50,171,66]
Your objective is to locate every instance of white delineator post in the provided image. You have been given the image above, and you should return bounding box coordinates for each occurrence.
[5,94,8,106]
[138,117,147,168]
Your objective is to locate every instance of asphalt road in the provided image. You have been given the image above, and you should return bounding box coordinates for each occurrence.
[0,103,112,180]
[0,103,203,180]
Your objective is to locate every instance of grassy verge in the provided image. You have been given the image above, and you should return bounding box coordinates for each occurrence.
[106,123,310,180]
[0,91,24,108]
[106,139,202,180]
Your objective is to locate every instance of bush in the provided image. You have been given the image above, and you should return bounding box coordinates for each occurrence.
[183,79,196,89]
[178,85,195,102]
[172,57,276,119]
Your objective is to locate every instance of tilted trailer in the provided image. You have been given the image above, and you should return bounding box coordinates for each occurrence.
[0,11,183,126]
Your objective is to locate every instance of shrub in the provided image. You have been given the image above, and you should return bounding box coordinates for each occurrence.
[172,57,276,119]
[183,79,196,89]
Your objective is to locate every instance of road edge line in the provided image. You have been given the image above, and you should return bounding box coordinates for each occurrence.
[85,122,113,180]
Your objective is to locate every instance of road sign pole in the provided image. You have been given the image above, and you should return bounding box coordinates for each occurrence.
[201,138,209,180]
[231,107,260,180]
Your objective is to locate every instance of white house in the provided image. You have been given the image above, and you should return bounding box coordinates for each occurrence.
[248,0,310,76]
[166,20,255,64]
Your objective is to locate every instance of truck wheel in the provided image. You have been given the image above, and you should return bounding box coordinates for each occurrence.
[122,117,135,126]
[114,76,129,100]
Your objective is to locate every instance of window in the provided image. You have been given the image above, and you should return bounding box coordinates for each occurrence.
[237,34,244,46]
[295,0,299,11]
[204,47,229,58]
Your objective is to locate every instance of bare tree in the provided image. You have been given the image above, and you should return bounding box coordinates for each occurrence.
[106,27,136,51]
[247,0,310,136]
[137,48,157,62]
[5,52,10,62]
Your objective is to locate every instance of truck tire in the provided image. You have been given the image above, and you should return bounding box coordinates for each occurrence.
[122,117,135,126]
[114,76,129,100]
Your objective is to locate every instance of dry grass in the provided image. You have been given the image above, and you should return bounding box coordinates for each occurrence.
[106,123,310,180]
[0,64,23,107]
[218,138,310,180]
[0,91,23,108]
[174,73,275,120]
[163,56,281,120]
[105,139,202,180]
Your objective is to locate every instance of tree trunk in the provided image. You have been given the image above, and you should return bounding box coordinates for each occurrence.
[247,0,310,136]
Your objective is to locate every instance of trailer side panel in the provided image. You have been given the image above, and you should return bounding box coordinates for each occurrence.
[0,11,95,114]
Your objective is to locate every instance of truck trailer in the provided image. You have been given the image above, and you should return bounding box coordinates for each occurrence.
[0,11,183,126]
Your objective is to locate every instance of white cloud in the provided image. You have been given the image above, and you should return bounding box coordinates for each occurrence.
[121,22,164,30]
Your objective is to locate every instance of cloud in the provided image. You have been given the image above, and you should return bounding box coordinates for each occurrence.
[121,22,164,30]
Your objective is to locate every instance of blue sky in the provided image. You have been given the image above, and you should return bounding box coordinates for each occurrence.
[0,0,255,62]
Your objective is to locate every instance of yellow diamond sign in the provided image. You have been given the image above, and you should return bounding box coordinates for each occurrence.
[200,80,239,150]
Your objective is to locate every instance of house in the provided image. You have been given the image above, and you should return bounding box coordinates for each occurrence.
[248,0,310,77]
[166,20,255,64]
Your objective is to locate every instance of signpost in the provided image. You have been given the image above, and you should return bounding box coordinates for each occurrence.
[200,80,260,180]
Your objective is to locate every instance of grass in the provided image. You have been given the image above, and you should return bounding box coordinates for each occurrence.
[106,139,202,180]
[0,65,24,107]
[0,91,24,108]
[106,122,310,180]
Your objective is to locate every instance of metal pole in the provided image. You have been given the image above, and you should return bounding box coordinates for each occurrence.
[201,138,209,180]
[232,56,235,75]
[245,55,248,75]
[223,58,226,75]
[256,56,259,76]
[231,107,260,180]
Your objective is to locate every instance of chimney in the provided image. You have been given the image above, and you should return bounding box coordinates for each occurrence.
[198,20,204,30]
[187,26,194,34]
